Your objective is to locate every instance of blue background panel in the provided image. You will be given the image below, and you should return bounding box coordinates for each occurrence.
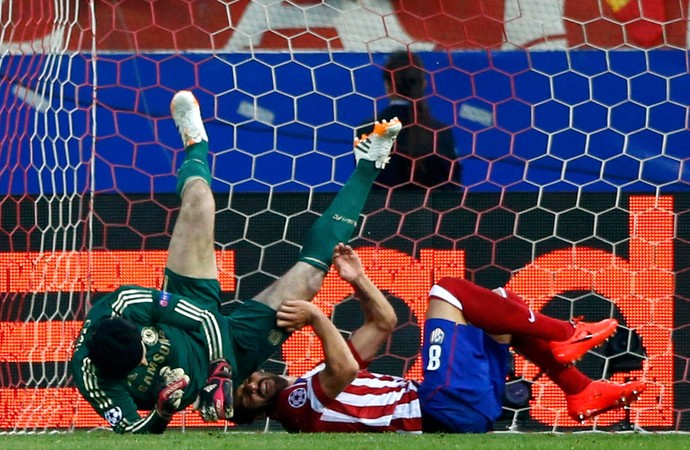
[1,51,689,195]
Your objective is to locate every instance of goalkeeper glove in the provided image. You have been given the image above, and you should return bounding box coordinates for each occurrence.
[196,359,234,422]
[156,366,190,419]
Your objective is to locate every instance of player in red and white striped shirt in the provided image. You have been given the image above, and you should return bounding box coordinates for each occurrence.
[273,358,422,433]
[233,245,646,432]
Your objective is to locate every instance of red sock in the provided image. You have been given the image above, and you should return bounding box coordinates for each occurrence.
[432,277,574,341]
[512,335,591,395]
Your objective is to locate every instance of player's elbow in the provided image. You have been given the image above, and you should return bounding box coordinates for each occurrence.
[379,309,397,334]
[332,353,359,384]
[367,296,397,335]
[340,356,359,383]
[370,303,397,336]
[322,354,360,399]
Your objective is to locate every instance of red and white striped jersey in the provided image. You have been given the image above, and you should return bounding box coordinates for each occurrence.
[273,363,422,433]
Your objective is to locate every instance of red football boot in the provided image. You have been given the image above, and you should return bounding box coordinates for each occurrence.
[566,380,647,422]
[549,318,618,365]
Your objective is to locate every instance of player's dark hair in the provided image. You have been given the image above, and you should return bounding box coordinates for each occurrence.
[383,50,434,156]
[85,317,142,379]
[231,404,265,425]
[232,396,279,425]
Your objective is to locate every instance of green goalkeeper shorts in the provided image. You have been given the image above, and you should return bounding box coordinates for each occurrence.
[162,268,222,310]
[226,300,289,381]
[163,268,287,381]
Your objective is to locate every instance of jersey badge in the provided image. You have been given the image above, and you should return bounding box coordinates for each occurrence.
[267,329,283,346]
[287,387,307,408]
[141,327,159,346]
[104,406,123,426]
[159,291,170,307]
[430,327,445,344]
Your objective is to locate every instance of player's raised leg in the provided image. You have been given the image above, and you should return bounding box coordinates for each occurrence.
[165,90,217,279]
[429,279,618,365]
[255,118,402,309]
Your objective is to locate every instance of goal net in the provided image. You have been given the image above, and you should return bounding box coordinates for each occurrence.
[0,0,687,433]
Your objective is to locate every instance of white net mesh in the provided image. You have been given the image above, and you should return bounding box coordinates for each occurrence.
[0,0,687,432]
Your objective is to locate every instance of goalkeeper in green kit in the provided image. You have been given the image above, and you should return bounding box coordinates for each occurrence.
[69,90,402,434]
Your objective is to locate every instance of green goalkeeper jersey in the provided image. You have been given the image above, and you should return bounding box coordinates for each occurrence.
[70,285,233,434]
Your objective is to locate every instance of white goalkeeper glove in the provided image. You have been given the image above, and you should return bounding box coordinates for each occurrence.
[156,366,190,419]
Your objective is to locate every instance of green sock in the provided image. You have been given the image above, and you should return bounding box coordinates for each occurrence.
[299,160,379,272]
[176,141,211,197]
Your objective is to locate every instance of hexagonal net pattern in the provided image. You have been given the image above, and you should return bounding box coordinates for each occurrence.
[0,0,687,434]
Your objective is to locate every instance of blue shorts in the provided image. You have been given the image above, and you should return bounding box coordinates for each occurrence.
[418,318,510,433]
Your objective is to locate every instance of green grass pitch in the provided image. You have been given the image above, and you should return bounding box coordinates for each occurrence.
[1,431,689,450]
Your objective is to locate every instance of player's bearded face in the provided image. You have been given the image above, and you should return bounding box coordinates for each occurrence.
[236,371,289,410]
